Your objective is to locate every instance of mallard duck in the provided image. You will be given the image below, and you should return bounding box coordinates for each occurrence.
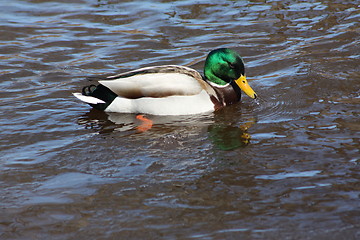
[73,48,257,115]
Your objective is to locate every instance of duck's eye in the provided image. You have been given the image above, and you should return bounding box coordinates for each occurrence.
[229,63,235,69]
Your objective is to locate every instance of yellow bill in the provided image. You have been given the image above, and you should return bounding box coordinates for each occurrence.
[235,75,257,99]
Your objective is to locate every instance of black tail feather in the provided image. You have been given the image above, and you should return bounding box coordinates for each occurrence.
[82,85,97,96]
[82,84,117,111]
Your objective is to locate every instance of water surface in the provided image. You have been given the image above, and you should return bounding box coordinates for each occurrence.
[1,0,359,239]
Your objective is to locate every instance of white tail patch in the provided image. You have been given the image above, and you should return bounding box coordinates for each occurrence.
[73,93,105,104]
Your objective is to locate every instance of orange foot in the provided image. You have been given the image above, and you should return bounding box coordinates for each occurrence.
[136,115,153,132]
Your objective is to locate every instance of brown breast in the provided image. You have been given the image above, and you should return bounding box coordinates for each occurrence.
[210,81,241,109]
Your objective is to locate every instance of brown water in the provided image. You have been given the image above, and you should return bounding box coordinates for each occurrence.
[1,1,359,239]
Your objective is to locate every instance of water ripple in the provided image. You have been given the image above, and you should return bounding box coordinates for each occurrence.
[1,1,359,239]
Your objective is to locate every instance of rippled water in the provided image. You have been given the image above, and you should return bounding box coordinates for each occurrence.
[1,0,359,239]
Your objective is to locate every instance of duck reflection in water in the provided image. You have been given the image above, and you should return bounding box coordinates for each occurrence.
[208,119,254,150]
[77,108,256,151]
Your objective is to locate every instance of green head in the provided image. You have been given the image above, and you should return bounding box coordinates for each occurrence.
[204,48,257,99]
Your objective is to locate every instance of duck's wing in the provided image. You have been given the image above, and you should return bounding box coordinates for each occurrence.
[91,65,213,99]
